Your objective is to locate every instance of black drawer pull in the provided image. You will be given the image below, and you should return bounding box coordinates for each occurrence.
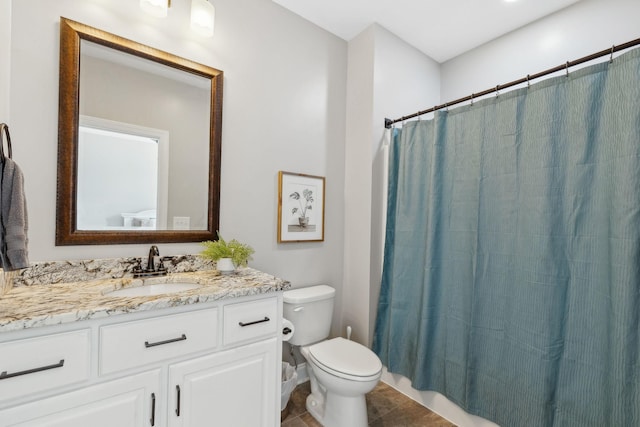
[238,316,270,327]
[0,359,65,380]
[150,393,156,426]
[145,334,187,348]
[175,385,181,416]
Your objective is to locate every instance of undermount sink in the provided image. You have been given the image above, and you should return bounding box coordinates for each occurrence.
[104,283,201,297]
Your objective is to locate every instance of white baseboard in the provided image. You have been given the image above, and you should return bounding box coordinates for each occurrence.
[381,368,499,427]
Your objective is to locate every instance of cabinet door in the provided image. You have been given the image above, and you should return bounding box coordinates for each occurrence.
[0,370,161,427]
[169,338,277,427]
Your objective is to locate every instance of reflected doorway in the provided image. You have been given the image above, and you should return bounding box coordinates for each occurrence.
[77,116,169,230]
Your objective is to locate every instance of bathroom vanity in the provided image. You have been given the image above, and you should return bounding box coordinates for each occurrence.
[0,267,289,427]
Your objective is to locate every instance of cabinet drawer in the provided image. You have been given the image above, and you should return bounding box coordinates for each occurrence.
[0,329,90,401]
[100,308,218,375]
[223,297,278,346]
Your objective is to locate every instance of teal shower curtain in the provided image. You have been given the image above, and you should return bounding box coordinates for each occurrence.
[373,48,640,427]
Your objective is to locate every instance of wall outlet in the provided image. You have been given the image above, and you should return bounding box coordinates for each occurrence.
[173,216,190,230]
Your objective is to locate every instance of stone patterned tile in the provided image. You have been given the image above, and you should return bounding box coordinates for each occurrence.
[284,381,456,427]
[366,381,412,422]
[288,382,311,417]
[299,412,323,427]
[281,416,309,427]
[369,399,457,427]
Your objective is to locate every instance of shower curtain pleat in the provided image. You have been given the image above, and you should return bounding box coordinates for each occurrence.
[373,47,640,427]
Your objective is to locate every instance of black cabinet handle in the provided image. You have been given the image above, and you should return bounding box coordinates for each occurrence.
[175,385,181,416]
[145,334,187,348]
[238,316,270,327]
[0,359,65,380]
[150,393,156,426]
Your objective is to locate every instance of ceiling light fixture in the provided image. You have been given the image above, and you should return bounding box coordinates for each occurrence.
[140,0,170,18]
[139,0,215,38]
[190,0,216,38]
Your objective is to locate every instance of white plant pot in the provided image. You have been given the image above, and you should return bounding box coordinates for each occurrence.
[216,258,235,274]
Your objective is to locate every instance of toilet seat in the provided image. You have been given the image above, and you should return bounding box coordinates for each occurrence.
[308,337,382,382]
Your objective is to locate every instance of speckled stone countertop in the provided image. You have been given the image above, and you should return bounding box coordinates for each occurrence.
[0,268,290,333]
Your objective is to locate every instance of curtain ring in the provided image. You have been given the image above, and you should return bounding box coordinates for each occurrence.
[495,85,500,98]
[445,102,449,112]
[565,61,570,77]
[610,45,615,63]
[526,74,530,88]
[470,93,474,106]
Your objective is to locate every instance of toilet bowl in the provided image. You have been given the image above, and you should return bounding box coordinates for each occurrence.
[302,338,382,427]
[283,285,383,427]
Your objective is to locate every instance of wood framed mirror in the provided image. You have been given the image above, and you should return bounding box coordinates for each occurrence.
[56,18,223,245]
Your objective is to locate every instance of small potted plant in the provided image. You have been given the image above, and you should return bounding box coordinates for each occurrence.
[290,189,314,227]
[200,232,255,274]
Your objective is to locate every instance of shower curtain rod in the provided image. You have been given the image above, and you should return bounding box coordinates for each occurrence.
[384,37,640,129]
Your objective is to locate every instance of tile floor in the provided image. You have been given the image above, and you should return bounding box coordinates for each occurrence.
[281,381,457,427]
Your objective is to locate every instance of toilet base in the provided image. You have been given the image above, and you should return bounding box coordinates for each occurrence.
[306,390,368,427]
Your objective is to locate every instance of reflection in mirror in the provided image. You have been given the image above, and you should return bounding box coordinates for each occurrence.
[57,18,223,245]
[77,117,168,230]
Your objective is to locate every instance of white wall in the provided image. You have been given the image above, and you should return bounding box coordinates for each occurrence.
[441,0,640,101]
[6,0,347,290]
[0,1,10,122]
[342,26,375,343]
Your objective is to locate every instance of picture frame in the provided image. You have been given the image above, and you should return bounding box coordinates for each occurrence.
[278,171,325,243]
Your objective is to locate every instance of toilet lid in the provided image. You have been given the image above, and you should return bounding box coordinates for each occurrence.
[309,337,382,379]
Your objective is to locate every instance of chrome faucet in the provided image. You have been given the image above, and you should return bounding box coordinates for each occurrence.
[147,245,160,271]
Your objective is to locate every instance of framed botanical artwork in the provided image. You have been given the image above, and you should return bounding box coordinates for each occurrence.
[278,171,325,243]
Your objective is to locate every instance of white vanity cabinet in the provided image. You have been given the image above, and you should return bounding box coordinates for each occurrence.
[168,338,277,427]
[0,292,283,427]
[168,297,280,427]
[0,369,161,427]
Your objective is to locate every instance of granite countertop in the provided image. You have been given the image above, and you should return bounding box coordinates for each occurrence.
[0,268,290,333]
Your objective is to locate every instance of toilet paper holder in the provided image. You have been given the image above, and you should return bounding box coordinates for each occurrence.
[282,318,295,342]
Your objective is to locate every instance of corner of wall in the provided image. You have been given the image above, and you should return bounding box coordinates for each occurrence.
[0,0,11,122]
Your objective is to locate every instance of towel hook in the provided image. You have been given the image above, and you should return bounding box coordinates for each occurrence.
[0,123,12,163]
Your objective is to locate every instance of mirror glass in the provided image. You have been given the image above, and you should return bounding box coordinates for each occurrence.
[57,18,223,245]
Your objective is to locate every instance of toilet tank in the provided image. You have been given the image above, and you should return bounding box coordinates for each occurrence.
[283,285,335,346]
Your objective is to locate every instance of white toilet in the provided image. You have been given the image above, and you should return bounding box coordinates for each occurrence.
[283,285,382,427]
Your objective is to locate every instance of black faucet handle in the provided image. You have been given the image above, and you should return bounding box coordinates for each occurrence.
[132,258,143,273]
